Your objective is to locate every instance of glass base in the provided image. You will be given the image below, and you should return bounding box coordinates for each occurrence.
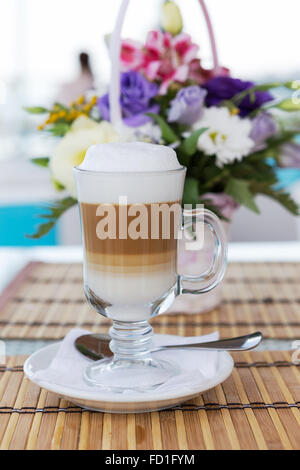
[83,356,179,393]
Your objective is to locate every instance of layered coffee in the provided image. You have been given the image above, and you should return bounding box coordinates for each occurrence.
[75,142,185,321]
[81,200,180,297]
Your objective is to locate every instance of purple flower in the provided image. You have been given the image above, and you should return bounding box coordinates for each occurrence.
[279,143,300,168]
[250,113,278,151]
[98,71,160,127]
[167,86,207,125]
[202,77,273,117]
[202,192,239,219]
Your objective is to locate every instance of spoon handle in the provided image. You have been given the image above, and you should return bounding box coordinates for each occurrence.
[155,332,263,352]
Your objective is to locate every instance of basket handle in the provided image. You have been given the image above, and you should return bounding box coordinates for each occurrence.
[109,0,130,129]
[198,0,220,73]
[109,0,219,129]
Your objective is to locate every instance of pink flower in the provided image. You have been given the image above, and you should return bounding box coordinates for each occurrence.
[189,59,230,85]
[120,39,145,72]
[145,32,199,94]
[202,193,239,219]
[120,31,200,95]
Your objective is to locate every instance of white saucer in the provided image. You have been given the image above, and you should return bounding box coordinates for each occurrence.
[24,342,234,413]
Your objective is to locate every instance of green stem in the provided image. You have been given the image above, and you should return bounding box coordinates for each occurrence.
[201,168,229,191]
[229,82,290,106]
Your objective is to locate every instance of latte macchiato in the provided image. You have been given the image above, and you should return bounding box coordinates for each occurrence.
[74,142,227,391]
[75,142,185,321]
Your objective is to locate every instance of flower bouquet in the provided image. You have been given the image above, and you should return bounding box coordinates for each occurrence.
[25,0,300,312]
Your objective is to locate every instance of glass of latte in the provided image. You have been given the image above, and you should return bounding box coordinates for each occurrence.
[74,142,227,392]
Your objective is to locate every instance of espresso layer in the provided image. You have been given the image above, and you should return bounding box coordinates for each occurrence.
[86,263,175,274]
[85,250,176,267]
[80,202,181,261]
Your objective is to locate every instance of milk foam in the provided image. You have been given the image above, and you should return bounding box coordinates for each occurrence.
[78,142,181,172]
[85,268,176,321]
[75,142,185,204]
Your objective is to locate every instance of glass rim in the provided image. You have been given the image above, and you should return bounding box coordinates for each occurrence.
[73,165,186,177]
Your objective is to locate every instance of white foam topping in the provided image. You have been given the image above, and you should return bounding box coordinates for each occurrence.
[78,142,181,172]
[75,142,185,204]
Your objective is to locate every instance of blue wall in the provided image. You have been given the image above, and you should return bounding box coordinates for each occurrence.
[0,204,58,246]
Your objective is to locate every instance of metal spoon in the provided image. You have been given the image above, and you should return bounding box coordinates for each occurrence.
[75,331,263,361]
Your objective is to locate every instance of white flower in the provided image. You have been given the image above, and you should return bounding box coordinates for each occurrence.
[193,107,254,167]
[50,116,121,197]
[134,122,162,143]
[115,121,162,144]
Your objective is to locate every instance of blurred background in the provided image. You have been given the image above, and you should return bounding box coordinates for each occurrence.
[1,0,300,247]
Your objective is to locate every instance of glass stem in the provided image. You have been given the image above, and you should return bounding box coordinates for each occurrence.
[109,320,153,362]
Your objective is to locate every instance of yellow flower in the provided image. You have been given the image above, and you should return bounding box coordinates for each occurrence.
[83,104,92,113]
[161,1,183,36]
[230,108,239,116]
[58,110,67,119]
[90,96,98,106]
[66,110,77,121]
[50,117,120,196]
[77,95,85,105]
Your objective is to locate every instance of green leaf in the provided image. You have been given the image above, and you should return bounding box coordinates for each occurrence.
[268,191,299,215]
[251,184,299,215]
[53,102,69,110]
[52,179,65,191]
[249,89,256,104]
[146,113,178,143]
[201,167,229,192]
[180,128,208,156]
[230,159,277,185]
[277,99,300,112]
[284,81,300,90]
[31,157,49,168]
[225,178,260,213]
[28,222,55,239]
[23,106,48,114]
[27,197,77,239]
[47,122,70,137]
[182,177,199,205]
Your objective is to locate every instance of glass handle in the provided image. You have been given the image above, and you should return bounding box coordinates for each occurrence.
[178,208,227,295]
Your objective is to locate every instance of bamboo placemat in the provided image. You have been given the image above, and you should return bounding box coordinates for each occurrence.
[0,262,300,339]
[0,351,299,450]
